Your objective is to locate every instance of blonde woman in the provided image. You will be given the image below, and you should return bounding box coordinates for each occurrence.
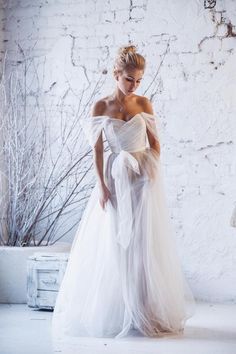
[52,45,196,339]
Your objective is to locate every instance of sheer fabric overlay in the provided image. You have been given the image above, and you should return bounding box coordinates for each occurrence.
[51,112,196,339]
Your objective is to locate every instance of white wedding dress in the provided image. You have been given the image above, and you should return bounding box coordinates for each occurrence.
[51,112,196,339]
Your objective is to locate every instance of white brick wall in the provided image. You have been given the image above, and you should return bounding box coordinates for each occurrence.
[0,5,5,69]
[1,0,236,302]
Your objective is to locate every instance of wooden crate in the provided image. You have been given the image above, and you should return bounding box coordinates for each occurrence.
[27,252,69,310]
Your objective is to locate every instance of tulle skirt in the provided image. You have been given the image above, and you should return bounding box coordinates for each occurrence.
[51,147,196,339]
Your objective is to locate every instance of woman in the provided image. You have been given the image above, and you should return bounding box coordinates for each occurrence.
[51,45,196,339]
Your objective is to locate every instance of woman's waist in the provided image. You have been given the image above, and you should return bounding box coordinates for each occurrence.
[110,146,147,154]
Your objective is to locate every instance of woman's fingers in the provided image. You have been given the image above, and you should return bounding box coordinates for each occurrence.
[99,184,111,210]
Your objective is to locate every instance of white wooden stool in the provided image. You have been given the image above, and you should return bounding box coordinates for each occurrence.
[27,252,69,310]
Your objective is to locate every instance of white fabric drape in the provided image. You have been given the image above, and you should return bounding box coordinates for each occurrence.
[52,112,196,339]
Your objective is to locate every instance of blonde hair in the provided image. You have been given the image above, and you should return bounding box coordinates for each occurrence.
[113,45,146,76]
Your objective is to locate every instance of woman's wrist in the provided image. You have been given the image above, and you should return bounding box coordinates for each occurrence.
[98,180,105,189]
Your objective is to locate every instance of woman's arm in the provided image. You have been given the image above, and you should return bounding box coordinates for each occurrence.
[91,100,106,186]
[91,100,111,209]
[142,97,161,155]
[93,132,105,188]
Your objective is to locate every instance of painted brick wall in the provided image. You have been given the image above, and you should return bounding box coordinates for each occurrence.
[1,0,236,302]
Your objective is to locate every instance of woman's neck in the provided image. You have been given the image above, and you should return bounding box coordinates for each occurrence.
[112,88,131,103]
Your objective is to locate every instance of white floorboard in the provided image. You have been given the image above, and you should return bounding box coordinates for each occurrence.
[0,301,236,354]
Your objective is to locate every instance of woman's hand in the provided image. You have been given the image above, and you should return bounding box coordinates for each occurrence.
[99,183,111,210]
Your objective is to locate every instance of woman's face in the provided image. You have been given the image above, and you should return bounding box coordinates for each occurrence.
[116,68,144,96]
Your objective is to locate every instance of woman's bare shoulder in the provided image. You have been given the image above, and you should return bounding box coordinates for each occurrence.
[90,96,110,117]
[136,95,154,114]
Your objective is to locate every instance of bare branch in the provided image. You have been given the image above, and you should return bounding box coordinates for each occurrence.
[0,49,104,246]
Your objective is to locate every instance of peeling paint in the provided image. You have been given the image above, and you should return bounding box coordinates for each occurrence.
[197,141,233,151]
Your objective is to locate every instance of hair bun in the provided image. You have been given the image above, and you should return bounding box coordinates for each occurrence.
[119,45,137,56]
[113,44,145,74]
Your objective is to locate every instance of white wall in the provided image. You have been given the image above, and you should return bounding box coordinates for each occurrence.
[0,5,4,70]
[1,0,236,303]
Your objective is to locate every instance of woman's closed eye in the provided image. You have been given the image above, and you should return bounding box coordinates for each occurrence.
[126,78,141,83]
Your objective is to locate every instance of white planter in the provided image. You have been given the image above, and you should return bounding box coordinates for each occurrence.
[0,242,71,304]
[27,252,69,309]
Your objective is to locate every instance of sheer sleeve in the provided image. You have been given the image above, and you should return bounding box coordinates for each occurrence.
[141,112,161,146]
[79,116,107,148]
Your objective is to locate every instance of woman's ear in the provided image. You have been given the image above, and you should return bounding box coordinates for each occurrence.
[113,68,119,81]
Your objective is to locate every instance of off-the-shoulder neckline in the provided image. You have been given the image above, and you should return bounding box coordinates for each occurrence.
[91,111,155,123]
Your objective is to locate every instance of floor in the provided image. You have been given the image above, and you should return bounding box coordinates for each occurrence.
[0,301,236,354]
